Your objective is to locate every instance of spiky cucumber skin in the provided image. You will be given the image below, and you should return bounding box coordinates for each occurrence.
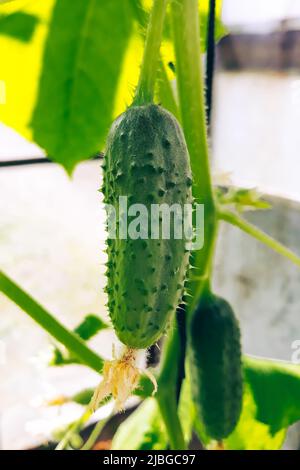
[189,293,243,440]
[103,104,192,349]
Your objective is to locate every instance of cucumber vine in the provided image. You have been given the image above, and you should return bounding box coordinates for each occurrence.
[134,0,168,105]
[171,0,218,312]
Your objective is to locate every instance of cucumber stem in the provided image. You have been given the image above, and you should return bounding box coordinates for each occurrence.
[171,0,217,311]
[171,0,214,205]
[156,327,187,450]
[219,209,300,268]
[157,58,180,120]
[134,0,168,105]
[0,270,103,372]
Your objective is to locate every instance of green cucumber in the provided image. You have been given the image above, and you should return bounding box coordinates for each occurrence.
[103,104,192,349]
[189,292,243,440]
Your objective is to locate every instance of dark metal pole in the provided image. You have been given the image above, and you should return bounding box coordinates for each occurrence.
[0,153,103,168]
[205,0,216,127]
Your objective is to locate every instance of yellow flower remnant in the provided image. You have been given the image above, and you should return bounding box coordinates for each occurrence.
[90,347,157,412]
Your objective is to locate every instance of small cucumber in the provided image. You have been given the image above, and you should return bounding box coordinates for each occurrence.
[189,293,243,440]
[103,104,192,349]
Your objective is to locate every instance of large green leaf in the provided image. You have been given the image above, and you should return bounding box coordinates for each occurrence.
[31,0,135,173]
[193,355,300,450]
[0,1,53,142]
[244,356,300,434]
[0,0,225,171]
[224,386,286,450]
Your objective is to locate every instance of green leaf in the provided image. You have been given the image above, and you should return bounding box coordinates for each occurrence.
[244,355,300,434]
[216,187,271,213]
[74,314,109,341]
[0,0,225,172]
[178,377,196,445]
[112,398,168,450]
[129,0,147,26]
[49,314,108,366]
[0,1,53,142]
[0,11,39,41]
[224,355,300,449]
[193,355,300,449]
[194,413,211,447]
[224,386,286,450]
[71,388,94,406]
[134,373,157,399]
[31,0,135,173]
[49,346,75,366]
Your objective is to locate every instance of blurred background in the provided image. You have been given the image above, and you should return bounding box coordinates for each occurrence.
[1,0,300,449]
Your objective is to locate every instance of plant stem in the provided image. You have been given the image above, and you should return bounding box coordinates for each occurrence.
[81,415,110,450]
[0,270,103,372]
[56,409,92,450]
[156,327,187,450]
[175,307,187,403]
[171,0,217,310]
[219,209,300,268]
[171,0,214,205]
[157,59,180,120]
[134,0,168,105]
